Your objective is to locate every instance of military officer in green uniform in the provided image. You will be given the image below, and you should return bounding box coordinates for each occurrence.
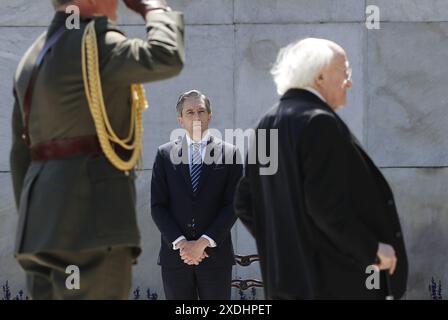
[10,0,184,299]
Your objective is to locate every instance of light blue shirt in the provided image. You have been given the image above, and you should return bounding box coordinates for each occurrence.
[185,133,209,171]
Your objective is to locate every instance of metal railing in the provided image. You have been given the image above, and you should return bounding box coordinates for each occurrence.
[231,254,264,291]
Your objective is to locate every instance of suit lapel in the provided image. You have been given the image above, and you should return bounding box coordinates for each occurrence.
[195,136,222,196]
[181,162,194,197]
[173,135,222,197]
[173,137,194,197]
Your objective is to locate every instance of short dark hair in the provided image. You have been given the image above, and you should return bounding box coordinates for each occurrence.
[176,90,211,116]
[52,0,73,9]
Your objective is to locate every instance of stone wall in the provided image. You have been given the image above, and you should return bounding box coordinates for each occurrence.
[1,0,446,300]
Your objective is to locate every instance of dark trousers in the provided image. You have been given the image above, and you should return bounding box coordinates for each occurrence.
[16,246,134,300]
[162,266,232,300]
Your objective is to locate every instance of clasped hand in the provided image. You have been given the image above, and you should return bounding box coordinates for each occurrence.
[177,238,210,265]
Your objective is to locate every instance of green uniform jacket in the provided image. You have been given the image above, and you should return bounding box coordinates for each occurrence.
[10,11,185,256]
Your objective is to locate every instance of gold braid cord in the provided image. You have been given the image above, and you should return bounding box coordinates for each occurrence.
[81,20,148,172]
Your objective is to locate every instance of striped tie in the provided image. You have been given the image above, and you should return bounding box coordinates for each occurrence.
[190,143,203,193]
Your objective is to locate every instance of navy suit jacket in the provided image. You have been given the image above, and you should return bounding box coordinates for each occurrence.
[151,135,243,268]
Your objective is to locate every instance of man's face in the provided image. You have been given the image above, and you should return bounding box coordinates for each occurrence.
[177,98,212,141]
[317,52,353,110]
[94,0,118,21]
[74,0,119,22]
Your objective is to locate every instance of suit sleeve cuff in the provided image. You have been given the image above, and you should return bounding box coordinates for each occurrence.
[201,235,217,248]
[172,236,186,250]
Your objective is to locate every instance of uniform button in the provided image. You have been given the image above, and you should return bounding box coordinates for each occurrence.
[387,199,394,206]
[395,231,402,238]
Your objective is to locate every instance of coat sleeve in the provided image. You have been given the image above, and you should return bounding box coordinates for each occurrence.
[150,147,184,247]
[234,164,256,238]
[100,11,185,86]
[10,91,31,209]
[301,112,379,267]
[204,147,243,246]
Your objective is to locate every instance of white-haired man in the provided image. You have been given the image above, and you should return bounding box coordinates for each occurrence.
[234,38,408,299]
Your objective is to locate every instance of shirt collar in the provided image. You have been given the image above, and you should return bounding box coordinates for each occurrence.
[185,132,209,147]
[303,86,327,103]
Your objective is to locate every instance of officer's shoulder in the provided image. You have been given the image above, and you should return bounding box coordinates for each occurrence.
[93,17,126,41]
[14,32,47,84]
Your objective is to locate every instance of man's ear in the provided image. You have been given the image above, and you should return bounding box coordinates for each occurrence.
[177,116,183,127]
[79,0,96,11]
[315,74,325,87]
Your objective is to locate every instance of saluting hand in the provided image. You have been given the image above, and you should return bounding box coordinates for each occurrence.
[123,0,171,18]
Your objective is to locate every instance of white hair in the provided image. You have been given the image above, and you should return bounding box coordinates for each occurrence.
[270,38,336,95]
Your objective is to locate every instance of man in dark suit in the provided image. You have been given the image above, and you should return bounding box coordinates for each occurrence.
[234,38,408,299]
[151,90,242,300]
[10,0,184,299]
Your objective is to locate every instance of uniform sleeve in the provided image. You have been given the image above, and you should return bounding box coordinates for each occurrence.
[10,91,31,209]
[100,11,185,86]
